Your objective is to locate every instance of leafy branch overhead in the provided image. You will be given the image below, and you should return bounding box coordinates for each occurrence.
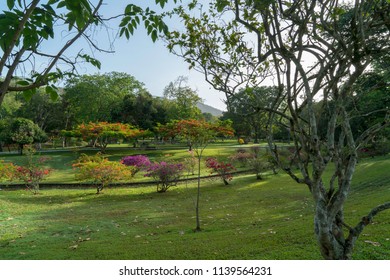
[0,0,178,105]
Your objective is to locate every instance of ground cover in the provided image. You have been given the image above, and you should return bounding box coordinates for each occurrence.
[0,155,389,260]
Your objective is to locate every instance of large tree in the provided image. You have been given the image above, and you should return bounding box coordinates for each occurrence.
[63,72,145,124]
[163,76,202,120]
[166,0,390,259]
[0,0,177,107]
[0,117,47,154]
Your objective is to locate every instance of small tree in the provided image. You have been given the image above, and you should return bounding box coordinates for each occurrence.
[13,146,52,194]
[73,153,133,194]
[248,157,268,180]
[144,161,184,193]
[183,150,197,175]
[159,119,234,231]
[205,157,235,185]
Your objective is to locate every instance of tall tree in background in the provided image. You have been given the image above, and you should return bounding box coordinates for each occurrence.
[167,0,390,259]
[112,90,160,131]
[15,88,64,132]
[63,72,146,124]
[0,0,177,107]
[163,76,202,120]
[226,86,284,143]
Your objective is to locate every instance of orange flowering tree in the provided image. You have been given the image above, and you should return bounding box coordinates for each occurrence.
[73,153,134,194]
[65,122,144,152]
[158,119,234,150]
[158,119,234,231]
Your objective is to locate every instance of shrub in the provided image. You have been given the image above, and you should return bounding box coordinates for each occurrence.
[205,157,235,185]
[0,160,15,182]
[229,151,253,167]
[12,146,52,194]
[250,146,261,156]
[144,161,184,193]
[264,152,279,174]
[358,138,390,158]
[183,151,197,175]
[121,155,151,175]
[73,153,133,194]
[248,157,269,180]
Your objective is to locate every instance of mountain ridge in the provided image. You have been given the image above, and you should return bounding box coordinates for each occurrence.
[196,102,224,116]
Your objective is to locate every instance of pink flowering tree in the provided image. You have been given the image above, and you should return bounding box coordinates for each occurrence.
[205,157,236,185]
[144,162,184,193]
[121,155,151,176]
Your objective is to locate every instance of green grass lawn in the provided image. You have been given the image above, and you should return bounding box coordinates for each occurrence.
[0,155,389,260]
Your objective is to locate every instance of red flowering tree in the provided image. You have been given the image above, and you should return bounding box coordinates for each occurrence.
[65,122,144,152]
[73,153,134,194]
[12,146,52,194]
[205,157,235,185]
[158,119,234,231]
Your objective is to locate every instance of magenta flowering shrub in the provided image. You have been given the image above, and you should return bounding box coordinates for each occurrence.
[144,161,184,192]
[121,155,151,175]
[205,157,235,185]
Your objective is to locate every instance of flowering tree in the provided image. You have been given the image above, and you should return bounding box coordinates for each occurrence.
[121,155,151,176]
[144,161,184,193]
[205,158,236,185]
[73,153,133,194]
[12,146,52,194]
[65,122,144,152]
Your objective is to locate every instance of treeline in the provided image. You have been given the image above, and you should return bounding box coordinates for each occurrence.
[1,63,388,155]
[0,73,216,151]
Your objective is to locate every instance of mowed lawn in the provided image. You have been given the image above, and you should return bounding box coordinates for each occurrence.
[0,151,389,259]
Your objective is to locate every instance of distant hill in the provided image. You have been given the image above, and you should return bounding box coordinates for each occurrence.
[196,102,224,116]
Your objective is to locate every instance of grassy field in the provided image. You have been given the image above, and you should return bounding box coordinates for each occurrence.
[0,151,389,260]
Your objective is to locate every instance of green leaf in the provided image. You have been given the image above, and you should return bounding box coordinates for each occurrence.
[45,85,58,101]
[22,89,36,102]
[79,54,101,70]
[16,80,30,86]
[7,0,15,10]
[151,30,158,42]
[57,1,66,9]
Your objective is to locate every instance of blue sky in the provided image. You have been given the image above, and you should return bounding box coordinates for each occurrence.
[0,0,226,110]
[0,1,227,111]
